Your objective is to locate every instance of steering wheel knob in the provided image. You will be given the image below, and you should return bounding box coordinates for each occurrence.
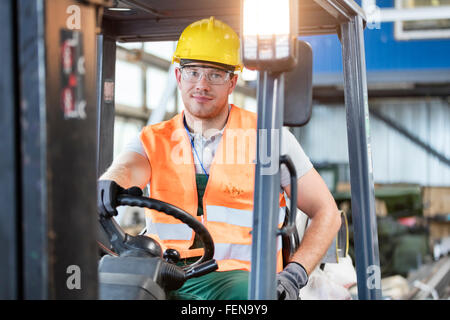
[163,249,181,264]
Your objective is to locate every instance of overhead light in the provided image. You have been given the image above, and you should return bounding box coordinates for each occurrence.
[241,0,299,72]
[108,0,132,11]
[107,7,132,11]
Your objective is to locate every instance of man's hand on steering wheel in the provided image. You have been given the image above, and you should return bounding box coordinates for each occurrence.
[97,180,143,217]
[98,182,219,281]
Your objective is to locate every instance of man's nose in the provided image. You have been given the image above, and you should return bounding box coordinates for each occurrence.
[195,73,210,90]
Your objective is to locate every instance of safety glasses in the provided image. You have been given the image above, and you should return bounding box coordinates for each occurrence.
[180,66,233,85]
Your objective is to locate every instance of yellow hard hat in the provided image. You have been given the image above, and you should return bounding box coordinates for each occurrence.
[172,16,243,72]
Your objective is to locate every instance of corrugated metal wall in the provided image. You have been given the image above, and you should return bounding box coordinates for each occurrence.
[294,97,450,186]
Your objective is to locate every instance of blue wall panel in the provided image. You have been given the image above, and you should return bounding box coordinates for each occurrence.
[300,0,450,81]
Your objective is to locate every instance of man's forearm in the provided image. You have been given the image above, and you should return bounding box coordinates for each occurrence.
[99,163,135,189]
[98,152,151,190]
[289,209,341,275]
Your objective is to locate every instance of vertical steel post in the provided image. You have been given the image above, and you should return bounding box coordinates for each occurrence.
[340,15,382,300]
[17,0,48,299]
[249,71,284,300]
[96,35,117,255]
[96,35,117,177]
[16,0,101,299]
[0,0,19,300]
[44,0,99,299]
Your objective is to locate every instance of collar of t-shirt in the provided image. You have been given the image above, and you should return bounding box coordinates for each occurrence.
[183,105,231,174]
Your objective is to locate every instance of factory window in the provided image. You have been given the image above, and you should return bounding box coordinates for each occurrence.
[144,41,177,60]
[115,59,144,108]
[395,0,450,40]
[146,66,169,110]
[113,116,143,157]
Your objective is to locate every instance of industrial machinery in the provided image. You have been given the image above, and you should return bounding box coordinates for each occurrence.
[1,0,381,300]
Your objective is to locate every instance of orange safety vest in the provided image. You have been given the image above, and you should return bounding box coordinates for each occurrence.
[140,104,286,272]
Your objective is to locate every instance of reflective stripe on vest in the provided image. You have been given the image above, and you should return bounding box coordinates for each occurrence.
[206,205,286,228]
[214,235,283,261]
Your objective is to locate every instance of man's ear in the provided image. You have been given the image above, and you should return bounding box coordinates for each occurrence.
[175,67,182,89]
[228,74,238,94]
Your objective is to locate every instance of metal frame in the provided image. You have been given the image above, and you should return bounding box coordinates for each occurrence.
[249,72,285,299]
[3,0,102,299]
[340,14,382,300]
[97,35,117,177]
[17,0,49,299]
[247,1,382,300]
[44,0,100,299]
[0,0,20,300]
[102,0,367,41]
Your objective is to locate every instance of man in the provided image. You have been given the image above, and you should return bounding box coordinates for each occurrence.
[98,17,341,300]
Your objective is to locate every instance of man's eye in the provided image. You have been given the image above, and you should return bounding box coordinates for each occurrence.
[210,73,223,79]
[188,71,199,77]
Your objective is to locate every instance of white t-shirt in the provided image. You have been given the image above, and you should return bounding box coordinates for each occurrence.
[124,122,313,188]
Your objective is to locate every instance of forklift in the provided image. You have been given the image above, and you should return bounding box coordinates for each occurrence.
[1,0,381,300]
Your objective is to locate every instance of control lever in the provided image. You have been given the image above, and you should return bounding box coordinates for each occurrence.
[159,259,218,291]
[184,259,219,280]
[163,249,181,264]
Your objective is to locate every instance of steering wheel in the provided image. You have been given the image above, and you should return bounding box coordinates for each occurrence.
[98,193,217,276]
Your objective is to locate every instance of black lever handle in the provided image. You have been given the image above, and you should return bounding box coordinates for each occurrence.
[277,154,298,236]
[184,259,219,280]
[99,215,129,255]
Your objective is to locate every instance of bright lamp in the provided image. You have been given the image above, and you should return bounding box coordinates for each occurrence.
[241,0,298,72]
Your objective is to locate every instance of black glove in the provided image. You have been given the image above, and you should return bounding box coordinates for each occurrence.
[276,262,308,300]
[97,180,143,217]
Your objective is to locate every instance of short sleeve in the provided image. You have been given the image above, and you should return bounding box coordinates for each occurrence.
[280,127,313,188]
[122,132,148,159]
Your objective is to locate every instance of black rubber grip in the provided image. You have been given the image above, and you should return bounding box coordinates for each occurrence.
[184,259,219,280]
[278,154,298,236]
